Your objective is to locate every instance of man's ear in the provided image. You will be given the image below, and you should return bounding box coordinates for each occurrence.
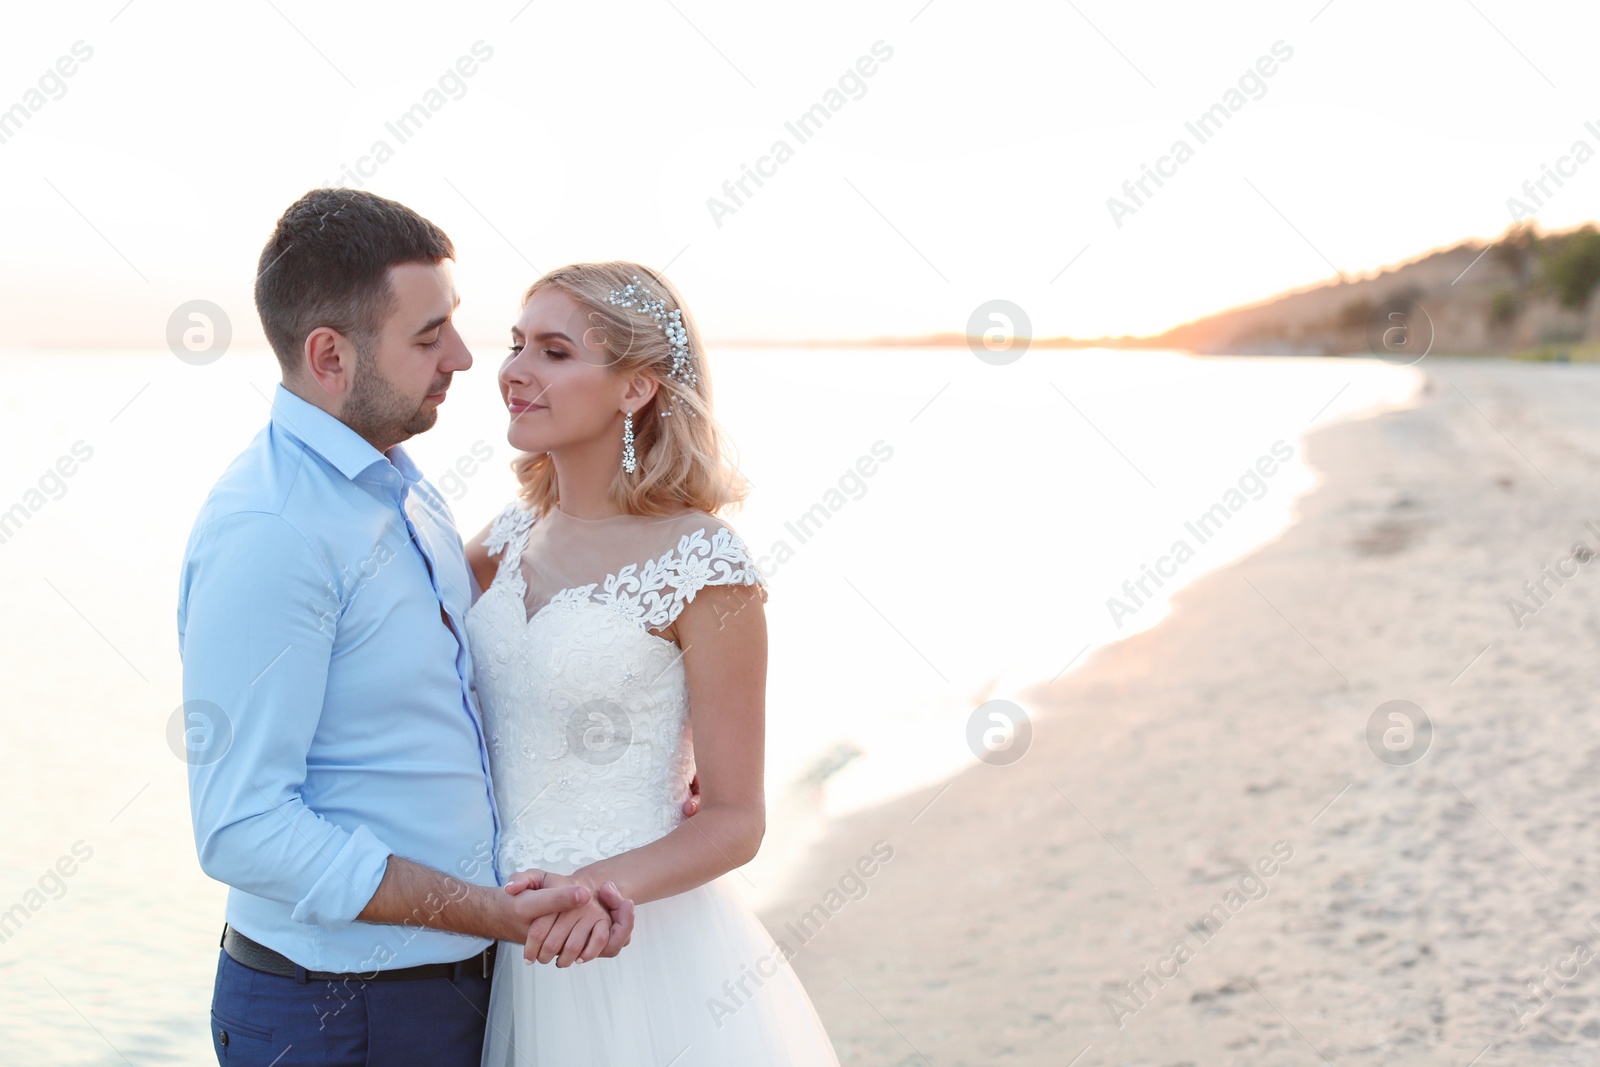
[304,327,356,396]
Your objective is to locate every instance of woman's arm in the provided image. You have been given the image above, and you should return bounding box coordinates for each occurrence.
[462,515,499,598]
[583,580,768,901]
[519,581,768,963]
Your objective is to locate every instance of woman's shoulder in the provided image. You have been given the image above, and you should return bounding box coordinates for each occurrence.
[657,509,754,550]
[654,510,766,589]
[483,498,539,556]
[464,500,537,592]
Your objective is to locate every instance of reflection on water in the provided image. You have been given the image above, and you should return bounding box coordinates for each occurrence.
[0,346,1417,1061]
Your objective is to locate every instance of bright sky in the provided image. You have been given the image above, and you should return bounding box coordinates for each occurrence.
[2,0,1597,347]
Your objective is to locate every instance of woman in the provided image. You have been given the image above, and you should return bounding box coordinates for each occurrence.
[463,262,840,1064]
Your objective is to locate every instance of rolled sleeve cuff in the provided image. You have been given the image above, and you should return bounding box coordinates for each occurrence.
[289,824,393,930]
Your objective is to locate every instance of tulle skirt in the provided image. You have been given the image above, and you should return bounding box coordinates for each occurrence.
[480,875,840,1066]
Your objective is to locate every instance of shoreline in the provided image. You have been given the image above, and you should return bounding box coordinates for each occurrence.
[758,357,1600,1065]
[744,354,1423,898]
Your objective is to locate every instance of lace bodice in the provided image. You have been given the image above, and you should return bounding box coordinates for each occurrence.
[464,501,768,879]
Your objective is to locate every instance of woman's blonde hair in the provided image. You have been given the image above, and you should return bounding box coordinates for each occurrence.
[509,261,750,517]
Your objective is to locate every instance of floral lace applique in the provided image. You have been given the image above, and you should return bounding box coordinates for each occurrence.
[465,501,767,876]
[480,502,767,633]
[483,502,537,561]
[595,526,767,631]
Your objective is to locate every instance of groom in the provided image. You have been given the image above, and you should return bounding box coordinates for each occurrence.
[177,188,659,1066]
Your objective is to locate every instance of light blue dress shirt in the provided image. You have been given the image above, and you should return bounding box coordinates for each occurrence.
[177,383,501,972]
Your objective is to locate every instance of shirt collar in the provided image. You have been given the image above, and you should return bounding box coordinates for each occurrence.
[271,382,401,484]
[387,441,425,487]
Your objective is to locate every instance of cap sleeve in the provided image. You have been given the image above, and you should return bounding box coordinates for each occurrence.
[645,517,768,631]
[483,501,537,559]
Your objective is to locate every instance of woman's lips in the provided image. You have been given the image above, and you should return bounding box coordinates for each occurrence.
[507,398,546,413]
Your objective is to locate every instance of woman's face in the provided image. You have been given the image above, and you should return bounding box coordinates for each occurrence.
[500,287,632,454]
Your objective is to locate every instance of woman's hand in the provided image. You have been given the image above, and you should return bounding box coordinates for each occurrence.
[506,870,635,964]
[523,871,606,966]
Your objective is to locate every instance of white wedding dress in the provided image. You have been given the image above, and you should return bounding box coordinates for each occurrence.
[464,501,840,1066]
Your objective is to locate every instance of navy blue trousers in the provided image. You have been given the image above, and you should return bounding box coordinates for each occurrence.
[209,948,493,1066]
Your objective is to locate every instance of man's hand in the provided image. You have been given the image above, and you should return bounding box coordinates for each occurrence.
[497,871,592,944]
[506,870,635,961]
[356,855,588,944]
[683,774,701,817]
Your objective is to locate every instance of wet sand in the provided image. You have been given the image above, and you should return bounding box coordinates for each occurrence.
[761,357,1600,1066]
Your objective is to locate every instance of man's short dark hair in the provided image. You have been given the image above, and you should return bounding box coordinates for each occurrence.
[254,188,455,376]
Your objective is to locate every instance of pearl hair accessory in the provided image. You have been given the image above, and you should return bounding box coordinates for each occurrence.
[604,274,698,418]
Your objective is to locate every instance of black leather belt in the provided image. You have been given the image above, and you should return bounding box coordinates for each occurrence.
[221,924,496,982]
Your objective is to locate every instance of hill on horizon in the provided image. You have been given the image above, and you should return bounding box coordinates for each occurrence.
[1134,221,1600,358]
[799,222,1600,358]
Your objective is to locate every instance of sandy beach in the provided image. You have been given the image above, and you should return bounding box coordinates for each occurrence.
[762,357,1600,1066]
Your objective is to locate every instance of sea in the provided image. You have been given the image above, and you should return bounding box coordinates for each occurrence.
[0,344,1420,1062]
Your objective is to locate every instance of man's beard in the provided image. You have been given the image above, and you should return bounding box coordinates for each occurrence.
[343,347,444,448]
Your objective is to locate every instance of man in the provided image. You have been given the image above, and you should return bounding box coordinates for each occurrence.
[177,188,664,1066]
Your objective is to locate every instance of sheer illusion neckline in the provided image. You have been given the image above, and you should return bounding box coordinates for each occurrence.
[478,499,765,647]
[493,545,678,649]
[497,506,696,644]
[547,504,697,526]
[548,504,629,524]
[497,577,681,653]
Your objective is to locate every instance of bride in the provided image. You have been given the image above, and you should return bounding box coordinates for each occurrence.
[462,263,840,1065]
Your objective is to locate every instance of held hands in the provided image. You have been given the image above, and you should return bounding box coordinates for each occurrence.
[505,870,634,966]
[500,780,697,966]
[496,872,592,946]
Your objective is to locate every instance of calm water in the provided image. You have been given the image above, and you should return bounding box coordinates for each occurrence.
[0,345,1417,1062]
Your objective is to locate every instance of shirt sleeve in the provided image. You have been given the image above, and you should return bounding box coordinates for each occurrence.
[177,510,394,929]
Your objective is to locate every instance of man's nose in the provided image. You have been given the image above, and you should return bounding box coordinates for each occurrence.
[444,334,473,372]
